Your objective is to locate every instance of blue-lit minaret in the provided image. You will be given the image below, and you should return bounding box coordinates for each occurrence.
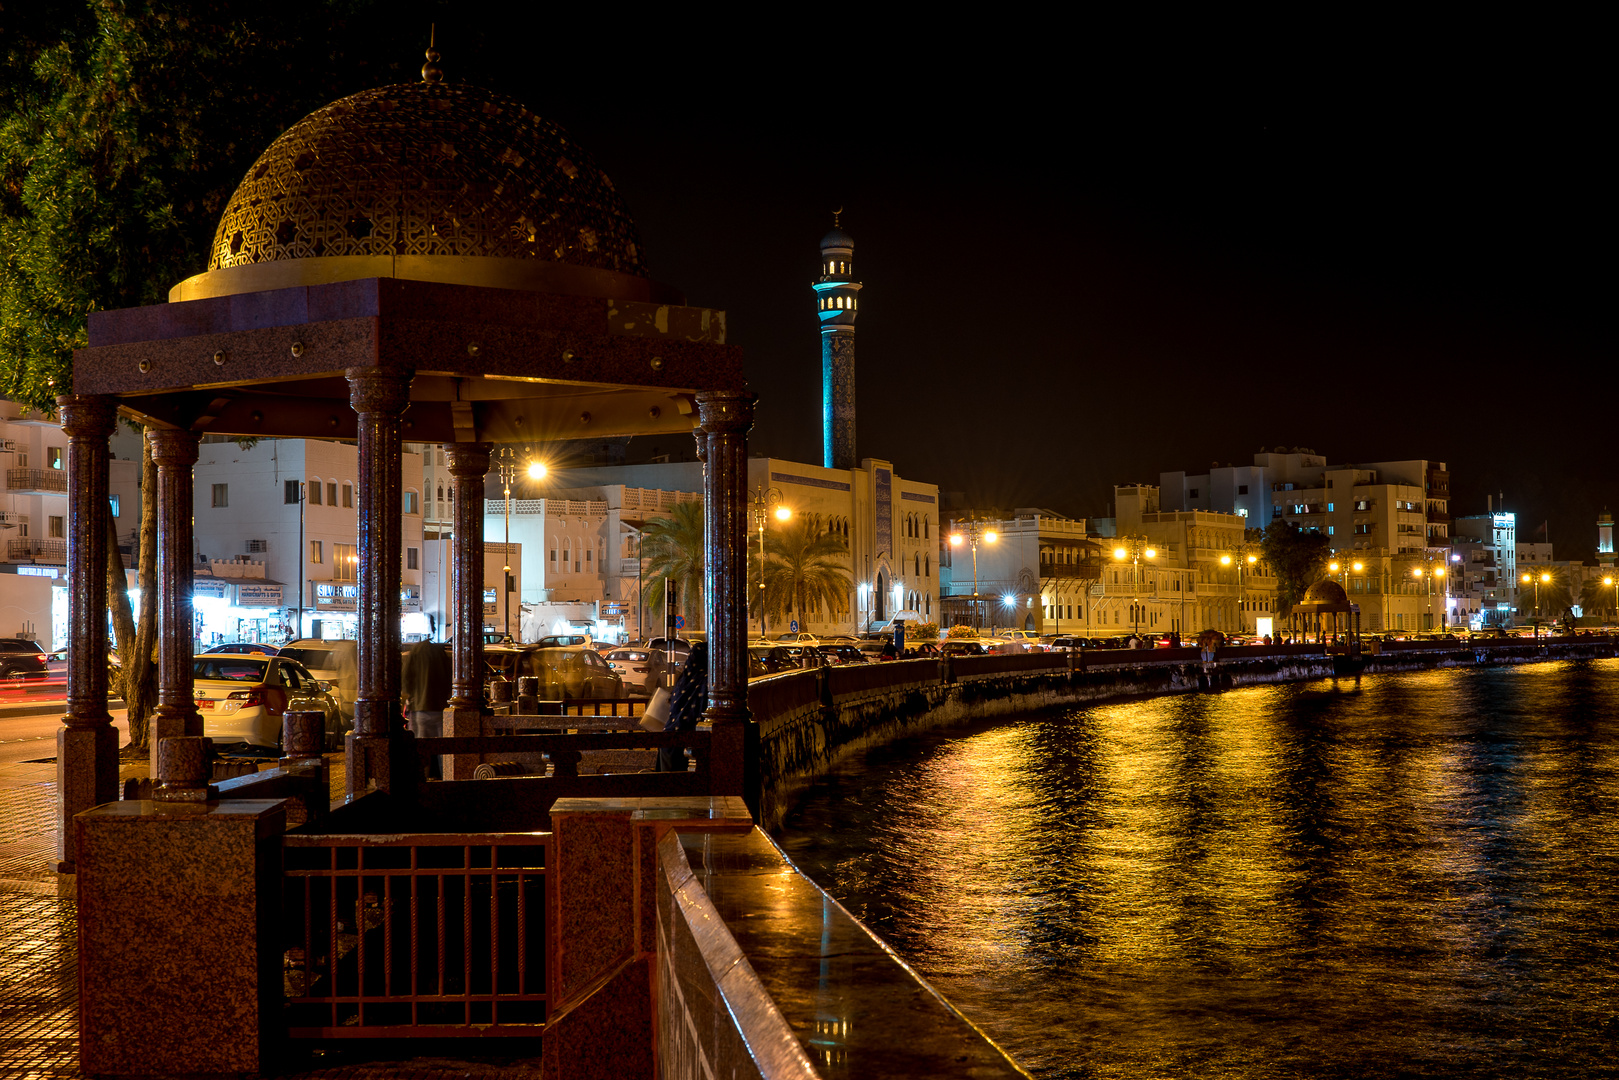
[812,212,862,470]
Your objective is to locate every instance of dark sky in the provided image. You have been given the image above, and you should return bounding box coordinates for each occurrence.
[369,16,1610,554]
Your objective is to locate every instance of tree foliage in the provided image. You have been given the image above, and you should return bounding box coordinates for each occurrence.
[749,517,851,630]
[1580,575,1617,624]
[640,501,705,633]
[1260,521,1332,618]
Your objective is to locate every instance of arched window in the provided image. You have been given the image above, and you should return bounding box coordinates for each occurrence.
[309,478,323,506]
[925,555,930,577]
[914,554,921,576]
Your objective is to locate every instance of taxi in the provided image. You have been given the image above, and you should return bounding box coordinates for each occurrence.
[193,655,343,750]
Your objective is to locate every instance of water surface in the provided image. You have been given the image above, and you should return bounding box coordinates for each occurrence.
[779,662,1619,1078]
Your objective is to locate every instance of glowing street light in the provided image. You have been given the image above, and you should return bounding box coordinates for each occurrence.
[750,485,790,637]
[1112,536,1156,638]
[949,519,997,630]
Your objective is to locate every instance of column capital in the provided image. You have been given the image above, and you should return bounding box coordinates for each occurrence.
[443,441,494,479]
[346,367,413,415]
[56,394,118,440]
[145,427,199,467]
[695,390,756,436]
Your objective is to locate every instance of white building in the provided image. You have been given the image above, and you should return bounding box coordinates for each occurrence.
[189,437,424,643]
[0,400,140,648]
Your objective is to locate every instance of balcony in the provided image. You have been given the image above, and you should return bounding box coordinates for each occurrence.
[6,467,67,495]
[8,538,66,564]
[1039,557,1103,580]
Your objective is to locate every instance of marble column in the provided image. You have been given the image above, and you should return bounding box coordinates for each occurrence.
[442,442,493,780]
[146,428,203,783]
[695,391,755,800]
[345,368,412,796]
[55,394,118,872]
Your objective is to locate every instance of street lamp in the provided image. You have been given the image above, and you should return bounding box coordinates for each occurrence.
[750,485,790,637]
[949,519,997,630]
[1605,575,1616,631]
[1112,536,1156,638]
[1521,570,1551,638]
[1220,549,1258,633]
[495,451,546,644]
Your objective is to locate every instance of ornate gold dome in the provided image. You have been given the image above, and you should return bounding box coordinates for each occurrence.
[171,79,674,303]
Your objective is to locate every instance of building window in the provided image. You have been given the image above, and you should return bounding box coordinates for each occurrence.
[1189,487,1199,498]
[1237,485,1249,495]
[403,491,418,514]
[109,495,120,518]
[285,480,301,504]
[309,480,321,505]
[48,515,65,538]
[407,547,419,570]
[310,541,323,564]
[211,484,228,508]
[48,447,63,470]
[334,543,356,581]
[342,483,353,508]
[549,546,557,563]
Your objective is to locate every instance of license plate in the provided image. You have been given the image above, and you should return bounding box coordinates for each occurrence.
[195,699,214,710]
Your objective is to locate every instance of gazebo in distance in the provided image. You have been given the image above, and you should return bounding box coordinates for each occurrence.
[1288,579,1361,648]
[56,48,754,862]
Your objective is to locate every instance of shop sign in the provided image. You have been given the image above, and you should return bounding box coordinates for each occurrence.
[193,579,231,599]
[314,582,360,611]
[601,602,629,616]
[401,586,421,613]
[236,583,283,606]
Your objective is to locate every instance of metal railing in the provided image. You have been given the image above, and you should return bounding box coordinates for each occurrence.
[282,831,553,1038]
[6,467,67,493]
[7,537,66,562]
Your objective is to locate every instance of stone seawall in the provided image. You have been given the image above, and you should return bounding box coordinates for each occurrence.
[748,638,1619,831]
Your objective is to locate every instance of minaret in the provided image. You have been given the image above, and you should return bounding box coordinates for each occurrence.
[1599,509,1614,568]
[812,211,862,470]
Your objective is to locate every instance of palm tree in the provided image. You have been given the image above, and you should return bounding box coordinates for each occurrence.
[640,501,705,633]
[1580,574,1617,625]
[752,518,852,631]
[1519,565,1571,620]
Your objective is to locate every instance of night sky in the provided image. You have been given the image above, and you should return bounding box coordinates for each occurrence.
[346,17,1612,553]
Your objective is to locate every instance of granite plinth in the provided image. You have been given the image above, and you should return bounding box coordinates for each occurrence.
[657,828,1030,1079]
[55,724,118,871]
[75,799,288,1078]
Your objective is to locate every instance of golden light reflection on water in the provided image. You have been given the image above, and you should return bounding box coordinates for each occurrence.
[782,660,1619,1079]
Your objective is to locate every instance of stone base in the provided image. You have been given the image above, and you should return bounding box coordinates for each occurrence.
[75,799,288,1077]
[444,703,485,780]
[344,731,419,798]
[56,723,118,872]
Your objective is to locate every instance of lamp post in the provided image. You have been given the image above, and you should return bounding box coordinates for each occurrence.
[1521,570,1550,638]
[1220,548,1259,634]
[495,449,546,644]
[750,485,790,637]
[1605,575,1616,631]
[949,519,998,631]
[1112,536,1156,638]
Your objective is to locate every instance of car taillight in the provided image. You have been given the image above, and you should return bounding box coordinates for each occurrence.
[226,690,260,706]
[36,654,48,662]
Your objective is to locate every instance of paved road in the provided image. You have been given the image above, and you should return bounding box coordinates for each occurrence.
[0,701,129,767]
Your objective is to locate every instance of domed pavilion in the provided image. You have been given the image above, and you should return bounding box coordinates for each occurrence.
[1288,578,1361,646]
[57,56,752,842]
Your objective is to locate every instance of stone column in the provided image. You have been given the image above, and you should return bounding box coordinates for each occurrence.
[56,394,118,872]
[146,428,203,782]
[345,368,412,796]
[442,442,493,780]
[695,391,755,801]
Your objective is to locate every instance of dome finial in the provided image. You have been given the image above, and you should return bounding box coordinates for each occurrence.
[832,205,842,228]
[421,25,443,84]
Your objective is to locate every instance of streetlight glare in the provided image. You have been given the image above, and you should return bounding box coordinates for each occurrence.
[983,530,998,544]
[950,533,963,546]
[1329,561,1340,573]
[1143,548,1156,560]
[1114,547,1128,561]
[1353,562,1363,572]
[1221,554,1233,566]
[774,505,792,521]
[527,461,547,479]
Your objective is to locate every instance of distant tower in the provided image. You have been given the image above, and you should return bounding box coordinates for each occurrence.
[1599,509,1614,567]
[812,212,862,470]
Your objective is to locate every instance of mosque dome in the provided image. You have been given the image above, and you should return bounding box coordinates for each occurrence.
[170,76,675,303]
[820,224,855,252]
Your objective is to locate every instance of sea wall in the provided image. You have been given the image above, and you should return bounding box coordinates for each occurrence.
[747,637,1619,830]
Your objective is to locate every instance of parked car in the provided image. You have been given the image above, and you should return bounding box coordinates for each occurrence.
[0,638,50,679]
[204,642,280,656]
[485,644,623,699]
[818,644,868,665]
[941,640,987,657]
[276,639,358,722]
[748,644,797,677]
[771,632,821,646]
[603,648,656,694]
[192,654,343,750]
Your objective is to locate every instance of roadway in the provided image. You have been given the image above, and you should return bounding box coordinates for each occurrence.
[0,679,129,766]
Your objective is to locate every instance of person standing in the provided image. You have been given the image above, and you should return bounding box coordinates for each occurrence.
[402,640,452,779]
[655,641,708,772]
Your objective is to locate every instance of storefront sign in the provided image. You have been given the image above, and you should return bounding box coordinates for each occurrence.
[401,586,421,613]
[192,579,231,600]
[236,583,283,606]
[313,582,360,611]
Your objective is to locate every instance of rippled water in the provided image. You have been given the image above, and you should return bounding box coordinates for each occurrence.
[778,661,1619,1079]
